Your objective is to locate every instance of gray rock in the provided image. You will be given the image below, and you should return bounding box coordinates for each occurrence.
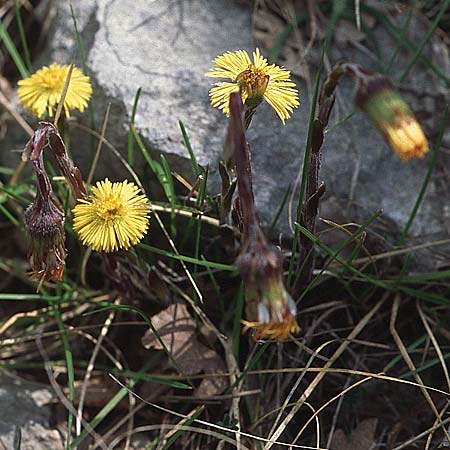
[0,377,63,450]
[3,1,450,264]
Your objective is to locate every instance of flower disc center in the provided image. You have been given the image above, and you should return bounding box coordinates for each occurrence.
[236,64,267,93]
[97,197,123,220]
[42,68,67,89]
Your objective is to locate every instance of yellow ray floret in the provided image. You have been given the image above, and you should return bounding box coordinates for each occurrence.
[206,48,299,124]
[18,63,92,118]
[72,179,150,253]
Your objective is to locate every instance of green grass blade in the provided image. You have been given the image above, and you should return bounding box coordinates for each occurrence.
[70,3,96,154]
[0,203,21,229]
[399,0,450,82]
[385,9,413,75]
[0,293,58,301]
[13,425,21,450]
[296,209,383,302]
[0,19,29,78]
[53,297,75,449]
[160,154,177,236]
[138,243,236,272]
[296,223,450,305]
[179,120,201,178]
[269,12,308,63]
[160,154,176,205]
[268,184,291,236]
[362,4,450,87]
[128,87,142,166]
[69,4,88,74]
[132,127,174,201]
[399,105,448,243]
[69,378,138,449]
[231,283,244,360]
[12,0,32,73]
[324,0,347,56]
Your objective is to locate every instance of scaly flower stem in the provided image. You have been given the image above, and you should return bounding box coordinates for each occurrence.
[228,93,257,234]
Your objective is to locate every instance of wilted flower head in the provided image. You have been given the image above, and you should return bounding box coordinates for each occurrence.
[25,167,66,289]
[18,63,92,118]
[72,178,151,253]
[237,228,300,340]
[206,48,299,124]
[354,74,429,160]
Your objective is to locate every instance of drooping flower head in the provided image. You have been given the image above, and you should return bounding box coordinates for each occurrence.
[72,179,150,253]
[354,74,429,160]
[18,63,92,118]
[238,229,300,341]
[25,159,67,290]
[206,48,299,124]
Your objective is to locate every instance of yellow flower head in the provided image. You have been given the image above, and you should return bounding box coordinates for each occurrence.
[355,74,429,160]
[18,63,92,118]
[383,116,428,160]
[242,315,300,341]
[72,179,150,253]
[206,48,299,124]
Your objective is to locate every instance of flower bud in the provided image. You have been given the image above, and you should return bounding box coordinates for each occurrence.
[354,74,429,160]
[25,192,66,288]
[237,227,299,340]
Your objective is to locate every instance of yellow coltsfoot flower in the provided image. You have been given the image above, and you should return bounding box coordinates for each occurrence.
[355,74,429,160]
[18,63,92,118]
[72,179,150,253]
[206,48,299,124]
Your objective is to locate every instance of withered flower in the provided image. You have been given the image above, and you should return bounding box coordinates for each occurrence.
[25,160,66,290]
[354,74,429,160]
[237,227,300,340]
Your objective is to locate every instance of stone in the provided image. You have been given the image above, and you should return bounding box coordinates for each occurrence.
[0,377,63,450]
[3,1,450,266]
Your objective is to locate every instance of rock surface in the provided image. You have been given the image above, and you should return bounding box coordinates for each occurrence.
[0,377,63,450]
[3,1,450,257]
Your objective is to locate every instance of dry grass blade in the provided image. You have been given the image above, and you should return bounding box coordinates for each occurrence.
[393,414,450,450]
[156,405,204,450]
[86,102,111,186]
[76,297,118,436]
[0,88,34,185]
[425,403,450,450]
[54,63,74,127]
[264,294,386,450]
[390,295,450,443]
[107,424,251,450]
[292,375,375,445]
[417,301,450,391]
[222,338,242,450]
[35,330,108,450]
[0,89,34,136]
[351,238,450,266]
[268,339,337,438]
[108,374,330,449]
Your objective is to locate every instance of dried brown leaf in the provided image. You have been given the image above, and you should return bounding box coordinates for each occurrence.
[330,418,378,450]
[142,303,227,396]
